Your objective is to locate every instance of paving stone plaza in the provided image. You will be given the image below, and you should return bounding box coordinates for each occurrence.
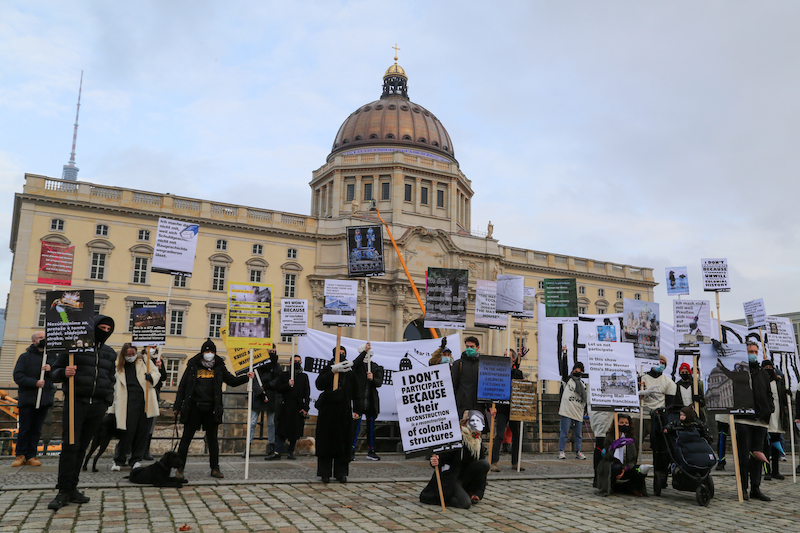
[1,454,799,532]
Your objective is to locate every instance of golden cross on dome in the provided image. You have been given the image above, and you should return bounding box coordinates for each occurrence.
[392,43,400,63]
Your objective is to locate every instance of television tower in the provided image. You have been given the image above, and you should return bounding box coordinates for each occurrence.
[61,71,83,181]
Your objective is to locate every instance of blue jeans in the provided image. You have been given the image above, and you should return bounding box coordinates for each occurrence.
[248,411,276,444]
[558,416,582,452]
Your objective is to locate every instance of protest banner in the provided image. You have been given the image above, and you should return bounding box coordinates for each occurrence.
[322,280,358,327]
[544,279,578,324]
[280,299,308,337]
[622,298,660,361]
[496,275,524,314]
[586,340,640,413]
[699,343,755,415]
[220,326,272,376]
[226,282,273,350]
[742,298,767,330]
[673,300,711,345]
[394,365,462,457]
[474,280,506,329]
[38,241,75,286]
[346,225,385,277]
[765,316,797,355]
[477,356,512,402]
[151,218,199,276]
[131,300,166,346]
[510,380,537,422]
[424,268,468,330]
[510,286,536,320]
[665,266,689,296]
[701,258,730,292]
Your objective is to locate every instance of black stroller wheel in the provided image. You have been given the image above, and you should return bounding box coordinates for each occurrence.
[696,485,711,507]
[653,472,662,496]
[706,476,715,498]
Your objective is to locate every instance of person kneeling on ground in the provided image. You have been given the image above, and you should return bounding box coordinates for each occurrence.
[419,410,491,509]
[596,414,652,497]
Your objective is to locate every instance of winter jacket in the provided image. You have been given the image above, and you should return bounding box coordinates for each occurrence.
[51,315,117,406]
[315,357,361,457]
[258,359,284,413]
[419,425,488,504]
[558,375,587,421]
[767,378,788,433]
[597,427,640,496]
[452,354,488,415]
[736,362,773,426]
[353,348,383,419]
[13,344,57,408]
[110,358,160,430]
[174,353,248,424]
[275,370,311,441]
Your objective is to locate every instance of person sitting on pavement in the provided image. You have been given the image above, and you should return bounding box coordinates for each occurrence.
[596,414,652,497]
[420,410,491,509]
[558,363,587,460]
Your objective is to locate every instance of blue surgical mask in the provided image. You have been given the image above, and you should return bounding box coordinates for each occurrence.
[652,364,665,373]
[465,348,478,358]
[748,353,758,363]
[441,356,451,364]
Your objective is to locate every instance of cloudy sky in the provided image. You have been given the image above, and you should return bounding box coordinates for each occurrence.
[2,1,799,324]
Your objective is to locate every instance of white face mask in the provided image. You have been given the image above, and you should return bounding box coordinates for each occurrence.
[149,348,156,356]
[203,352,215,362]
[125,355,138,363]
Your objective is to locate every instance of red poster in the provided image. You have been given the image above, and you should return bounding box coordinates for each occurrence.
[38,241,75,286]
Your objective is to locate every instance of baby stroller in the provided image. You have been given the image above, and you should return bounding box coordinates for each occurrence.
[651,406,716,506]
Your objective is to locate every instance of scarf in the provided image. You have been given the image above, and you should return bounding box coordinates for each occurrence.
[460,425,481,459]
[572,375,586,403]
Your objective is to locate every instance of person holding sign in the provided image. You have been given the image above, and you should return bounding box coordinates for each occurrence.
[315,346,361,483]
[273,355,310,460]
[596,414,651,497]
[352,343,384,461]
[142,347,166,461]
[12,331,55,467]
[760,359,787,481]
[638,355,677,441]
[558,362,587,460]
[420,410,491,509]
[110,344,160,471]
[48,315,117,511]
[453,337,492,416]
[173,339,254,481]
[258,350,284,460]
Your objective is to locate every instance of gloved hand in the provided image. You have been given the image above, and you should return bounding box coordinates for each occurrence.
[331,360,353,373]
[520,346,529,358]
[145,373,153,384]
[608,437,634,453]
[440,337,447,349]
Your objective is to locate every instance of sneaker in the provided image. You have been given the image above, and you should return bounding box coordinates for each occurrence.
[511,463,526,471]
[638,464,654,476]
[110,462,121,472]
[558,451,566,460]
[26,457,42,466]
[48,491,70,511]
[716,461,726,471]
[132,462,142,470]
[12,455,26,467]
[490,463,501,472]
[366,451,381,461]
[576,451,587,460]
[286,453,297,460]
[264,453,280,461]
[69,490,90,504]
[210,468,224,479]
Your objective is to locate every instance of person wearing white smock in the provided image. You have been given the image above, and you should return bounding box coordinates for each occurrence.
[638,354,677,441]
[558,362,587,460]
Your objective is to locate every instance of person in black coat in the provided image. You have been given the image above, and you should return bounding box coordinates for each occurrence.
[315,346,361,483]
[491,349,525,471]
[49,315,117,511]
[351,343,384,461]
[259,350,284,459]
[13,331,56,467]
[173,339,253,480]
[273,354,310,459]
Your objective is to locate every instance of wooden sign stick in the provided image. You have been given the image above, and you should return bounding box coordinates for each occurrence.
[692,353,700,415]
[245,349,254,480]
[333,326,342,390]
[35,346,47,409]
[366,277,371,374]
[434,462,446,512]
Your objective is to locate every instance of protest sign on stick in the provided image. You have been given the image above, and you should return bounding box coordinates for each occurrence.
[622,299,660,362]
[496,275,524,314]
[38,241,75,286]
[665,266,689,296]
[674,300,711,345]
[701,258,730,293]
[742,298,767,330]
[544,279,578,324]
[151,218,199,277]
[346,225,385,277]
[586,341,640,413]
[323,280,358,327]
[424,268,468,330]
[474,280,506,329]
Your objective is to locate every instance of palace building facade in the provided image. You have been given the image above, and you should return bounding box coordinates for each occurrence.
[1,60,656,387]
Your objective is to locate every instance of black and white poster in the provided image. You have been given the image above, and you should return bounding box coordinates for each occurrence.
[622,298,660,360]
[701,258,730,292]
[424,268,468,330]
[322,279,358,327]
[587,340,640,413]
[496,275,524,314]
[280,299,308,337]
[511,286,536,320]
[743,298,767,330]
[45,290,95,352]
[673,299,711,345]
[394,365,462,458]
[474,280,506,329]
[151,217,200,277]
[700,343,755,414]
[346,225,385,277]
[766,316,797,354]
[131,300,166,346]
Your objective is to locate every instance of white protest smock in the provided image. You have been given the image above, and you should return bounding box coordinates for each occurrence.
[677,382,693,407]
[558,377,587,422]
[587,388,613,437]
[639,372,676,416]
[768,381,781,434]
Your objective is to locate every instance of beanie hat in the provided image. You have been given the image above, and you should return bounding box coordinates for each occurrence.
[679,363,691,374]
[201,338,217,354]
[573,362,585,372]
[680,406,697,423]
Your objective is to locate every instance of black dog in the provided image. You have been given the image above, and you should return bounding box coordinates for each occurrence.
[82,413,122,472]
[125,451,185,488]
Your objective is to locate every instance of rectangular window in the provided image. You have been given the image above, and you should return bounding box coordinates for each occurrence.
[209,313,223,338]
[50,219,65,231]
[284,273,296,298]
[281,335,293,343]
[164,359,180,387]
[598,288,605,297]
[616,291,623,299]
[364,183,373,201]
[133,257,149,284]
[212,266,226,291]
[538,281,544,290]
[421,187,428,205]
[138,229,150,241]
[173,275,186,288]
[635,293,641,300]
[95,224,108,236]
[250,269,262,283]
[38,300,47,327]
[578,286,585,295]
[381,182,390,200]
[170,310,184,336]
[216,239,227,251]
[579,306,587,314]
[287,248,297,259]
[94,303,101,315]
[252,244,263,255]
[404,183,412,202]
[597,308,606,315]
[346,183,355,202]
[437,190,445,207]
[90,252,106,280]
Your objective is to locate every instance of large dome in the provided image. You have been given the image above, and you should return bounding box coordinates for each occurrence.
[329,62,455,161]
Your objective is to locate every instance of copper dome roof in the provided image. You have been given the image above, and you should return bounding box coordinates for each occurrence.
[329,64,456,161]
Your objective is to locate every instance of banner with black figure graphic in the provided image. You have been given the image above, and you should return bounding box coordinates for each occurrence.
[151,217,200,277]
[587,340,639,413]
[673,300,711,345]
[394,365,462,457]
[622,298,660,360]
[665,266,689,296]
[544,279,578,324]
[699,343,754,414]
[45,290,95,352]
[474,280,506,329]
[477,356,512,402]
[424,268,468,330]
[131,301,166,346]
[346,225,385,277]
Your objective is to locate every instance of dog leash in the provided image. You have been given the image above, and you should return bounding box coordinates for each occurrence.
[171,413,180,452]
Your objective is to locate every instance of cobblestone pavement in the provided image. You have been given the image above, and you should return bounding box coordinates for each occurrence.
[1,454,799,532]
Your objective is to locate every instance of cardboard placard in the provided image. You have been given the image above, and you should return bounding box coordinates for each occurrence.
[509,380,538,422]
[131,300,166,346]
[151,217,199,277]
[322,280,358,327]
[38,241,75,286]
[424,268,468,330]
[226,282,274,349]
[477,355,512,402]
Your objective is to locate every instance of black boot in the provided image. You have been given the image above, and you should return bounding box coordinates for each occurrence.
[69,490,90,504]
[772,454,785,480]
[750,486,771,501]
[48,491,70,511]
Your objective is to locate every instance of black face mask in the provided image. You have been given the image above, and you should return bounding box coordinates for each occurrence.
[294,363,303,373]
[618,425,631,434]
[37,340,47,349]
[572,371,582,378]
[680,373,691,381]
